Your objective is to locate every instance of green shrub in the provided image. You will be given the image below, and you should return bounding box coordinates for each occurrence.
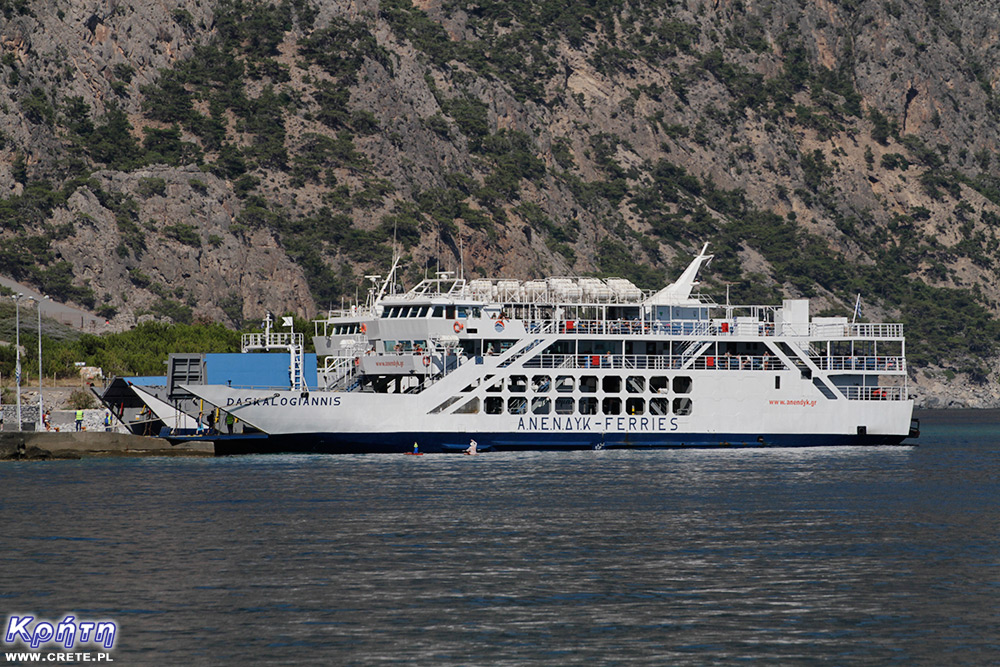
[137,177,167,198]
[150,299,193,324]
[68,389,97,409]
[163,223,202,247]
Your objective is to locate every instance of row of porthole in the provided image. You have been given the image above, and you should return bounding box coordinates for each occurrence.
[473,396,694,416]
[481,375,693,395]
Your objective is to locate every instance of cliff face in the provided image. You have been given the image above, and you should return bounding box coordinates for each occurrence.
[3,0,1000,405]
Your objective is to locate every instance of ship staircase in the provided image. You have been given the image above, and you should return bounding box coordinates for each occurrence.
[242,315,308,391]
[675,322,715,369]
[321,356,359,391]
[773,341,839,400]
[678,340,712,369]
[498,339,546,368]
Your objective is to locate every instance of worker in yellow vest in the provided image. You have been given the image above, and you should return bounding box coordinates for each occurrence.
[75,409,84,431]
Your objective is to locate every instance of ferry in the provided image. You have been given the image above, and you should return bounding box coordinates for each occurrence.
[183,245,919,453]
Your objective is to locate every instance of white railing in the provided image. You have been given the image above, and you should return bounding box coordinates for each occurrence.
[839,386,908,401]
[525,320,715,336]
[843,323,904,338]
[520,319,904,339]
[812,356,906,372]
[522,354,787,371]
[242,332,304,351]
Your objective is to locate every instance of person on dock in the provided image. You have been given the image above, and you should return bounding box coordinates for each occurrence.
[225,412,235,434]
[103,411,112,432]
[75,408,84,432]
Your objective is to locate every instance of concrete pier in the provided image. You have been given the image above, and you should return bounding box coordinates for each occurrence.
[0,431,214,460]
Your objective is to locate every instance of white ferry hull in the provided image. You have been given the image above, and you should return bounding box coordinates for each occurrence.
[188,380,916,455]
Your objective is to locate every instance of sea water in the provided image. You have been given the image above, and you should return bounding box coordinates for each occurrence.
[1,411,999,664]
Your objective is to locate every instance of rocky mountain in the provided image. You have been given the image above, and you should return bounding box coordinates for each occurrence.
[3,0,1000,405]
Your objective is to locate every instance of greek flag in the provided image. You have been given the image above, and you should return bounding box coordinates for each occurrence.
[852,294,862,323]
[15,358,21,384]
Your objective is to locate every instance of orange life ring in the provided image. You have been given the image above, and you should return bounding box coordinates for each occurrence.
[454,321,464,333]
[359,323,366,334]
[422,355,431,367]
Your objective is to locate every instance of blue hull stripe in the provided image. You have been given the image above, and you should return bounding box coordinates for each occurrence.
[213,431,911,455]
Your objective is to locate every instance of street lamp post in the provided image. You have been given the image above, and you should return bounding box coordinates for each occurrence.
[29,296,44,429]
[12,293,22,430]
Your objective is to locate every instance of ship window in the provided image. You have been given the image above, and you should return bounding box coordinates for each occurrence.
[531,397,551,415]
[649,397,670,415]
[486,379,503,393]
[580,376,598,393]
[650,377,669,393]
[508,375,527,392]
[673,376,692,394]
[626,376,645,393]
[508,397,527,414]
[532,375,551,392]
[454,397,480,414]
[602,376,621,393]
[432,306,444,318]
[578,397,598,415]
[602,397,622,415]
[555,397,574,415]
[555,376,574,392]
[418,306,429,317]
[673,397,693,415]
[485,397,504,414]
[626,398,645,415]
[775,376,780,389]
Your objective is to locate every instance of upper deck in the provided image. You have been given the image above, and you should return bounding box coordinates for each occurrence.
[313,245,905,346]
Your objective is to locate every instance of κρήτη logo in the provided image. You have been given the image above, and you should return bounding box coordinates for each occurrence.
[4,615,117,650]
